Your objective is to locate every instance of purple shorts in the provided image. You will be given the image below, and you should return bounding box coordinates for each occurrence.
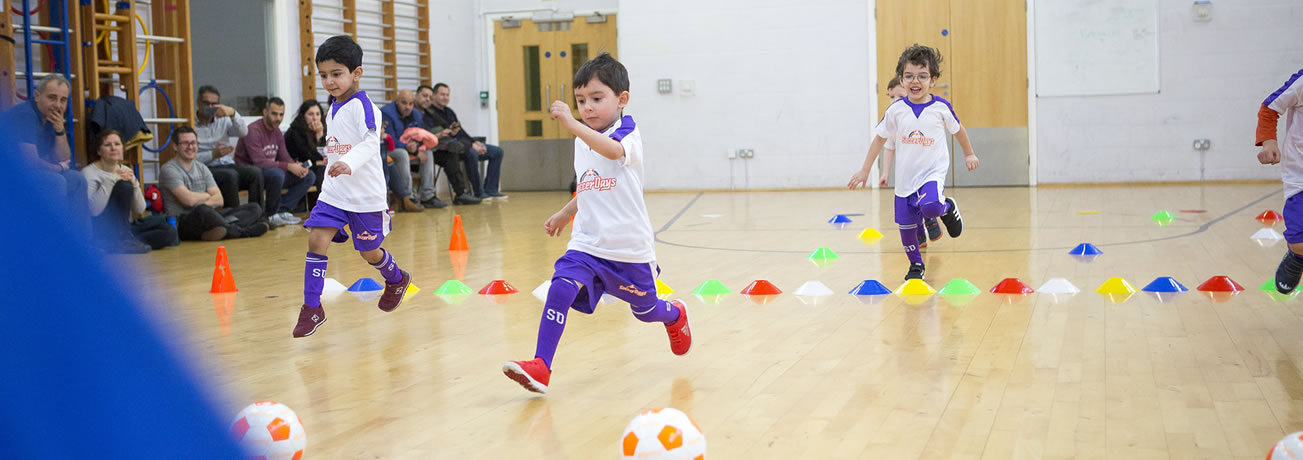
[894,181,945,226]
[1287,192,1303,244]
[553,250,660,314]
[302,201,392,251]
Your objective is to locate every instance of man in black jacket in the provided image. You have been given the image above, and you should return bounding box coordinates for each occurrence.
[417,83,508,199]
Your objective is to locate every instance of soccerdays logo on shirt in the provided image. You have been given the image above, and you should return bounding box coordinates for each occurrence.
[576,169,617,193]
[325,136,352,155]
[901,130,936,147]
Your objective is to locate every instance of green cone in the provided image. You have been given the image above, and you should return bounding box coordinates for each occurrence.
[434,280,472,295]
[808,247,839,260]
[1260,278,1299,303]
[939,278,981,296]
[692,280,731,295]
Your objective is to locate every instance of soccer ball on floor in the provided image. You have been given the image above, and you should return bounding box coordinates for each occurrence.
[1270,431,1303,459]
[229,401,307,460]
[621,407,706,459]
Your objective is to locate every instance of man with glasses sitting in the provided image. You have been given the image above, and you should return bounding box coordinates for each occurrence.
[193,85,264,212]
[160,126,269,241]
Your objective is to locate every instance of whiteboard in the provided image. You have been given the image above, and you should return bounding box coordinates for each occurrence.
[1034,0,1160,97]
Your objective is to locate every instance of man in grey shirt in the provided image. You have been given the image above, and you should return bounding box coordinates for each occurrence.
[194,85,264,211]
[160,126,267,241]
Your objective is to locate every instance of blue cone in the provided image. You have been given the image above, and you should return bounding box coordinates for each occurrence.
[348,278,383,292]
[1069,243,1102,256]
[828,214,853,224]
[849,280,892,296]
[1141,277,1187,293]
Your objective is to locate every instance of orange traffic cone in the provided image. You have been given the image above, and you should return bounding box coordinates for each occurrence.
[210,246,238,293]
[448,215,469,251]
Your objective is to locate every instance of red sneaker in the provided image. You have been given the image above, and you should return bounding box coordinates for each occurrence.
[292,304,326,338]
[665,300,692,356]
[503,358,551,394]
[378,270,412,312]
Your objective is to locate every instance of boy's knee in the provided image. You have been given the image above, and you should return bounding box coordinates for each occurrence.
[920,201,946,219]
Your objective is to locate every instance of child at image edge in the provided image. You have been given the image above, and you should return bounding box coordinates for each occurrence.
[1257,68,1303,295]
[502,53,692,394]
[849,44,980,281]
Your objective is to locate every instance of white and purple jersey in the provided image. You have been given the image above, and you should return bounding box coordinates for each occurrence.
[568,115,656,264]
[875,95,962,198]
[319,91,387,213]
[1265,70,1303,200]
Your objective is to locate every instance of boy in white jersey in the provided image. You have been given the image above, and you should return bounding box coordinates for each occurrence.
[1256,68,1303,294]
[293,35,413,338]
[503,54,691,394]
[878,77,941,247]
[849,44,980,280]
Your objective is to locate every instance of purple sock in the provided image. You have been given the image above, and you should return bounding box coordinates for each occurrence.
[632,299,681,324]
[535,278,581,369]
[304,252,327,308]
[371,249,403,284]
[899,225,923,264]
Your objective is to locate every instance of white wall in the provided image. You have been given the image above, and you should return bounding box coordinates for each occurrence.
[191,0,270,113]
[618,0,875,190]
[1035,0,1303,183]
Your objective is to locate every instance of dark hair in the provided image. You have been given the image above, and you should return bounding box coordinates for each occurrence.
[197,85,220,100]
[895,44,943,79]
[432,82,449,93]
[417,84,435,95]
[886,76,901,90]
[573,53,628,95]
[315,35,362,70]
[90,129,123,157]
[288,100,326,136]
[172,125,197,143]
[266,97,285,108]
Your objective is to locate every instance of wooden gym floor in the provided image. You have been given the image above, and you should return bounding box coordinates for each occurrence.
[129,184,1303,459]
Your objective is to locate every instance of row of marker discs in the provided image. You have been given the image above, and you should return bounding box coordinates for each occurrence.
[323,272,1284,308]
[322,210,1292,306]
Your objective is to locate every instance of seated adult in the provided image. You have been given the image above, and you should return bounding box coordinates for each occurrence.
[285,100,327,191]
[4,74,88,233]
[420,83,507,199]
[234,97,316,227]
[383,90,480,207]
[161,126,268,241]
[194,85,264,209]
[380,118,428,211]
[81,130,177,253]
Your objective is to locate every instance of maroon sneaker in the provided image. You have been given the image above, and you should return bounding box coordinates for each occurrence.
[665,300,692,356]
[292,304,326,338]
[378,270,412,312]
[503,358,551,394]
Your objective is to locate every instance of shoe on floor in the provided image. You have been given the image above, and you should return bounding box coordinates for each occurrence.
[421,197,448,209]
[268,213,295,227]
[276,212,303,224]
[905,262,926,281]
[292,304,327,338]
[240,221,270,238]
[453,194,482,205]
[503,357,551,394]
[486,191,508,199]
[1275,251,1303,294]
[401,197,425,213]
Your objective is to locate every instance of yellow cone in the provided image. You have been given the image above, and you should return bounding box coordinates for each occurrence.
[656,279,675,299]
[1095,277,1135,295]
[896,279,936,296]
[858,228,884,242]
[402,283,421,302]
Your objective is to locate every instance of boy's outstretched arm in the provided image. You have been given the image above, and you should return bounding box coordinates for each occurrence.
[550,101,625,161]
[849,136,888,190]
[954,127,980,171]
[1258,104,1283,165]
[544,196,578,237]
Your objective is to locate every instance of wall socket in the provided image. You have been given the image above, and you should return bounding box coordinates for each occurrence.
[739,148,755,159]
[1192,139,1211,151]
